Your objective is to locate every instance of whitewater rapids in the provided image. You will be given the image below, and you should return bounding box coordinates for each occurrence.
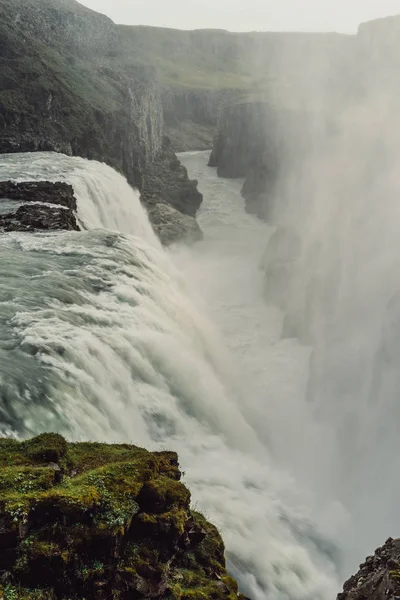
[0,151,342,599]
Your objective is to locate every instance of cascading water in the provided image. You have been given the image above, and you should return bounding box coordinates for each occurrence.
[0,151,343,599]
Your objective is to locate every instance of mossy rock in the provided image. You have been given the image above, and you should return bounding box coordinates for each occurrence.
[22,434,68,464]
[0,434,247,600]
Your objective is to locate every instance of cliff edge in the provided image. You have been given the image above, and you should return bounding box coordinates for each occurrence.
[0,434,247,600]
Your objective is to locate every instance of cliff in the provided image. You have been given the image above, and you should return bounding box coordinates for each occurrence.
[0,0,203,236]
[208,20,396,220]
[209,101,325,220]
[0,433,247,600]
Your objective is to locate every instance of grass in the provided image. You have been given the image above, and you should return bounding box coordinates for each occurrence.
[117,25,250,91]
[0,434,245,600]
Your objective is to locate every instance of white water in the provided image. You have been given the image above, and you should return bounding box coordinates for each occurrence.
[0,151,347,599]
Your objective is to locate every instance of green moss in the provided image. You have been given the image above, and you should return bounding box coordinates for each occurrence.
[22,433,68,464]
[0,435,243,599]
[390,569,400,580]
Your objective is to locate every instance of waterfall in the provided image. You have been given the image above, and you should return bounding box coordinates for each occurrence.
[0,151,341,599]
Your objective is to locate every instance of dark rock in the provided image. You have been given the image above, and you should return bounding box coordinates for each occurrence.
[0,181,77,211]
[0,181,79,232]
[261,226,302,310]
[0,204,79,232]
[337,538,400,600]
[141,138,203,218]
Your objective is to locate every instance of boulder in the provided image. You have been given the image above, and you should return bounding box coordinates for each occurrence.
[148,202,203,246]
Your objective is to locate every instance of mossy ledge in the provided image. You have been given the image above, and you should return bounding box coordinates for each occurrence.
[0,434,248,600]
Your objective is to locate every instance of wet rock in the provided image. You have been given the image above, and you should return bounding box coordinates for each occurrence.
[0,181,77,211]
[0,204,79,232]
[147,203,203,246]
[0,181,79,232]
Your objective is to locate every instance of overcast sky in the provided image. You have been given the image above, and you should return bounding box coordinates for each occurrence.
[79,0,400,32]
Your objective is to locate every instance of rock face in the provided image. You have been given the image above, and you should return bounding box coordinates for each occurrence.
[337,538,400,600]
[0,181,79,232]
[148,203,203,246]
[162,88,238,152]
[209,103,318,220]
[0,434,246,600]
[208,103,269,179]
[0,0,202,238]
[141,138,203,218]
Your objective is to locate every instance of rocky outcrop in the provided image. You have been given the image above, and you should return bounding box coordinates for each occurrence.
[147,203,203,246]
[0,181,79,232]
[0,204,79,232]
[141,138,203,218]
[337,538,400,600]
[0,181,77,211]
[0,433,247,600]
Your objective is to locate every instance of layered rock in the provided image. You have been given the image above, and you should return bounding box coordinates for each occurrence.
[0,434,247,600]
[337,538,400,600]
[0,181,77,211]
[0,181,79,232]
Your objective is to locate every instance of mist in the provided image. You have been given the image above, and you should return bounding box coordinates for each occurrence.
[254,12,400,574]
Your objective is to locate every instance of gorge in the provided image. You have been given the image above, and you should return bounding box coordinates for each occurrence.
[1,0,400,599]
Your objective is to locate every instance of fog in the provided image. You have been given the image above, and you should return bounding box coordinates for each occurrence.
[80,0,400,33]
[253,11,400,574]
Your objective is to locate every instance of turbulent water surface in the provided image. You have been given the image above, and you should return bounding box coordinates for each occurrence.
[0,149,395,599]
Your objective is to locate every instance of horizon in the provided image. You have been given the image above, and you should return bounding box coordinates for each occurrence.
[78,0,400,34]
